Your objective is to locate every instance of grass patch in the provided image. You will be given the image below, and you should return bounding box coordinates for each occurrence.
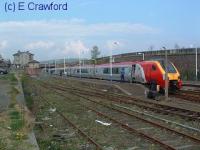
[25,95,34,110]
[11,86,20,95]
[21,75,34,110]
[0,73,17,83]
[9,110,24,132]
[38,140,62,150]
[0,138,7,150]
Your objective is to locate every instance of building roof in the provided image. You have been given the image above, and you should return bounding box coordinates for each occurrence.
[28,60,40,64]
[13,50,33,56]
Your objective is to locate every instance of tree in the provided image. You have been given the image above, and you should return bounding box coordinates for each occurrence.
[91,46,100,60]
[174,43,180,49]
[148,45,154,51]
[0,54,3,60]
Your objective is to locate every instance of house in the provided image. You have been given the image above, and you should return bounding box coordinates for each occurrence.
[26,60,40,76]
[28,60,40,69]
[13,51,34,68]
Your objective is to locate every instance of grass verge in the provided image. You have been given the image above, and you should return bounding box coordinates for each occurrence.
[21,75,34,110]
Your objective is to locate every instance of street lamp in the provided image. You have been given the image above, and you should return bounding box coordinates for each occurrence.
[78,51,81,78]
[64,57,66,75]
[45,63,47,73]
[110,51,113,82]
[55,59,57,74]
[110,42,118,82]
[196,47,198,81]
[48,61,50,75]
[138,52,144,60]
[163,47,168,100]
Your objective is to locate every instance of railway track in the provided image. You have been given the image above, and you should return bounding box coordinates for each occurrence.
[35,81,200,150]
[183,83,200,88]
[173,90,200,103]
[36,95,103,150]
[32,83,164,149]
[39,81,200,121]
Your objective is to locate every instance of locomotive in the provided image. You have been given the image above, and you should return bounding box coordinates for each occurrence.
[49,59,182,93]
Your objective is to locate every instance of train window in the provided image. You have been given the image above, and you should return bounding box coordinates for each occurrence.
[81,69,88,73]
[167,63,177,73]
[152,65,156,71]
[158,60,177,73]
[77,69,80,73]
[124,67,129,73]
[112,68,119,74]
[103,68,110,74]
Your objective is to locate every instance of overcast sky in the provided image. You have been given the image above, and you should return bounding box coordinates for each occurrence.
[0,0,199,61]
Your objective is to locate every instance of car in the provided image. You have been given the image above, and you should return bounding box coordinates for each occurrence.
[0,68,8,74]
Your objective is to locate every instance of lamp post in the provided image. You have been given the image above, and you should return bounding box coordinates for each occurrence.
[110,42,118,82]
[45,63,47,73]
[196,47,198,81]
[163,47,168,100]
[55,59,57,74]
[138,52,144,60]
[110,51,113,82]
[48,61,50,75]
[64,57,66,75]
[79,51,81,78]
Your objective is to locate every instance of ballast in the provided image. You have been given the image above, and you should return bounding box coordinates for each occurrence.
[28,2,68,11]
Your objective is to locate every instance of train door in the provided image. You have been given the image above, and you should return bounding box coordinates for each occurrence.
[149,64,157,82]
[134,64,146,83]
[132,64,136,82]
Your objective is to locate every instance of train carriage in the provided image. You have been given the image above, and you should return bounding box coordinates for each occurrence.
[48,59,182,93]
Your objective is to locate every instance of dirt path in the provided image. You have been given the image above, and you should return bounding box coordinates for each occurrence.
[0,74,39,150]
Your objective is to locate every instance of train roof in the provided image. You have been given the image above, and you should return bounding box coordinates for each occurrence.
[70,60,164,68]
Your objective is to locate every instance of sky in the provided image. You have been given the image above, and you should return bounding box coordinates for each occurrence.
[0,0,200,61]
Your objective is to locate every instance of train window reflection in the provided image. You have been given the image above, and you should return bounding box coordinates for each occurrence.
[159,60,177,73]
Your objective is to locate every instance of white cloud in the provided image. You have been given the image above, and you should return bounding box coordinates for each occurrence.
[0,19,159,60]
[106,40,124,50]
[0,40,8,50]
[0,20,158,38]
[26,41,55,50]
[62,40,89,57]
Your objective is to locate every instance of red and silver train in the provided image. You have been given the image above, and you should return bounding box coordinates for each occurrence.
[49,59,182,93]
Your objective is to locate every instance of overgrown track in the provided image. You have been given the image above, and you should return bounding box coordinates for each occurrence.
[37,80,200,150]
[40,81,200,121]
[36,95,103,150]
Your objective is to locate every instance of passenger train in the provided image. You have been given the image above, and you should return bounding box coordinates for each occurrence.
[48,59,182,93]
